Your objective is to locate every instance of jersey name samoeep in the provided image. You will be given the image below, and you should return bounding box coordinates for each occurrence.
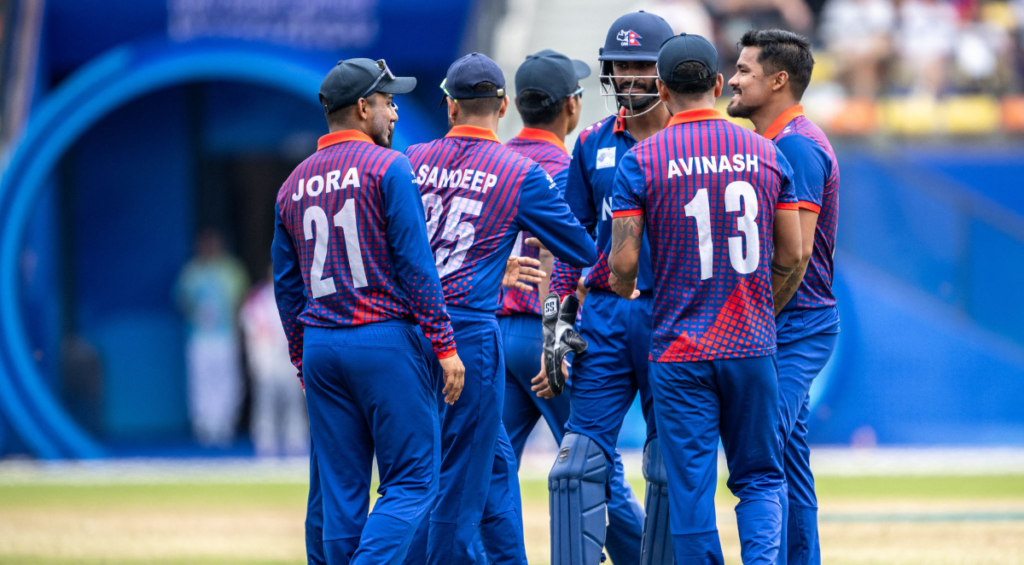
[406,125,595,313]
[612,109,797,363]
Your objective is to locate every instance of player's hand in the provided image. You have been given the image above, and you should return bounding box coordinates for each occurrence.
[503,256,545,291]
[575,276,589,304]
[608,271,641,300]
[524,237,547,251]
[439,352,465,405]
[530,352,568,399]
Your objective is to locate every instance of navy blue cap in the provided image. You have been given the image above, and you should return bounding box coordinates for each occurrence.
[441,53,506,103]
[515,49,591,103]
[598,11,675,63]
[319,58,416,113]
[657,33,719,84]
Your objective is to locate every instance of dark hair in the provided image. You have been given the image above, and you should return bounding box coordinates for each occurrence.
[517,88,567,126]
[739,29,814,100]
[457,82,504,116]
[663,62,718,98]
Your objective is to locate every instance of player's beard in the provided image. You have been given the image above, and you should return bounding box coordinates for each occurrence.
[614,78,658,113]
[371,114,393,149]
[726,95,758,119]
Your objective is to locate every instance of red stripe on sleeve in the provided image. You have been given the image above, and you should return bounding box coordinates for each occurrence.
[612,209,643,218]
[797,201,821,213]
[776,202,801,211]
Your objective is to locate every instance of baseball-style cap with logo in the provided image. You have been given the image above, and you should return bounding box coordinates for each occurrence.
[598,11,675,62]
[440,52,506,105]
[319,58,416,113]
[515,49,591,104]
[657,33,719,84]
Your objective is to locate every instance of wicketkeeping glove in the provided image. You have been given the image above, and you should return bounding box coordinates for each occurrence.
[542,293,587,396]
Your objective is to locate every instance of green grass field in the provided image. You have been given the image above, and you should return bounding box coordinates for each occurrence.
[0,476,1022,564]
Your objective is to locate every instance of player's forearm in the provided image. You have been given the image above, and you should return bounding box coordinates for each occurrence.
[772,257,807,315]
[609,215,643,282]
[538,249,554,299]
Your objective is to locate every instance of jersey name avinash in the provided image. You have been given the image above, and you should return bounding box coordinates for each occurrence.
[666,154,759,178]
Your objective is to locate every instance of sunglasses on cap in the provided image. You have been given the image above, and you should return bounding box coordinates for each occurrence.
[359,59,395,100]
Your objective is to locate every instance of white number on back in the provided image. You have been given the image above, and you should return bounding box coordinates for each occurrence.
[302,201,367,299]
[421,194,483,278]
[682,181,760,280]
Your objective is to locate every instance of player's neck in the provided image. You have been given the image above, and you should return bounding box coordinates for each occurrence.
[665,96,716,118]
[624,102,670,142]
[522,119,568,143]
[453,114,500,134]
[750,96,800,136]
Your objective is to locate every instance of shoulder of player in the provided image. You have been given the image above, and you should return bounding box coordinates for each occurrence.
[578,115,616,145]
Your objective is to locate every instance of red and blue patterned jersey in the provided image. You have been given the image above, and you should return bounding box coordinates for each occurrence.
[499,128,572,316]
[272,130,457,376]
[406,125,596,313]
[766,106,839,320]
[612,109,797,362]
[549,111,656,298]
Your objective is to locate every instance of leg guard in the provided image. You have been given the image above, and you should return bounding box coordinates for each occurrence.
[549,433,608,565]
[641,439,673,565]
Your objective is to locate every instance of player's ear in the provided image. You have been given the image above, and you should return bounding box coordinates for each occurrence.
[773,70,788,93]
[498,95,509,119]
[656,79,671,103]
[447,98,458,123]
[714,74,724,98]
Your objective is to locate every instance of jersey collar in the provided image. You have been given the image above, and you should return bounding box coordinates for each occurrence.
[446,125,501,143]
[612,108,677,135]
[318,130,375,150]
[667,108,726,127]
[763,105,804,140]
[514,127,568,154]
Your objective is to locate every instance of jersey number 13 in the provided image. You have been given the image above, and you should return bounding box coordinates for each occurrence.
[684,181,759,280]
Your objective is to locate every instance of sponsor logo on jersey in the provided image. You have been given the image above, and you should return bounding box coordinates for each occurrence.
[596,147,616,169]
[617,29,642,47]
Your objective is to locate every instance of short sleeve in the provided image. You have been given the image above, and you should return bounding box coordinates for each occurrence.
[775,135,828,213]
[611,148,645,217]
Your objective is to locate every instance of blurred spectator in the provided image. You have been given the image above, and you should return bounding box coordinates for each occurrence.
[897,0,958,97]
[954,3,1013,93]
[642,0,716,41]
[239,270,309,458]
[175,229,248,447]
[708,0,812,68]
[820,0,895,98]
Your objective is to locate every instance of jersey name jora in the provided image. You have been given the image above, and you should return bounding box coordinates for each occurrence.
[289,167,362,201]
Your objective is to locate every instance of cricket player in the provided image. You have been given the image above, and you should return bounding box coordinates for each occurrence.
[404,52,597,565]
[608,34,803,565]
[727,29,840,565]
[272,58,465,565]
[546,11,676,565]
[499,48,589,460]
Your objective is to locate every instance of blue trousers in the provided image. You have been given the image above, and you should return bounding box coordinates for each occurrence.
[499,312,649,565]
[564,290,656,564]
[499,313,571,460]
[406,309,528,565]
[307,440,326,565]
[776,320,838,565]
[303,322,440,565]
[650,357,785,565]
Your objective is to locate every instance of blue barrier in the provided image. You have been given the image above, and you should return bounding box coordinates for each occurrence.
[0,38,438,458]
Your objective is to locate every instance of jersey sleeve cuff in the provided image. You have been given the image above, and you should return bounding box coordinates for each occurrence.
[796,201,821,213]
[776,202,801,211]
[435,347,457,360]
[612,209,643,218]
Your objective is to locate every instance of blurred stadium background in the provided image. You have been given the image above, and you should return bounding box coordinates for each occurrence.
[0,0,1022,563]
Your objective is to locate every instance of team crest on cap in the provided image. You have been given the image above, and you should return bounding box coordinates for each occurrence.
[617,29,642,47]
